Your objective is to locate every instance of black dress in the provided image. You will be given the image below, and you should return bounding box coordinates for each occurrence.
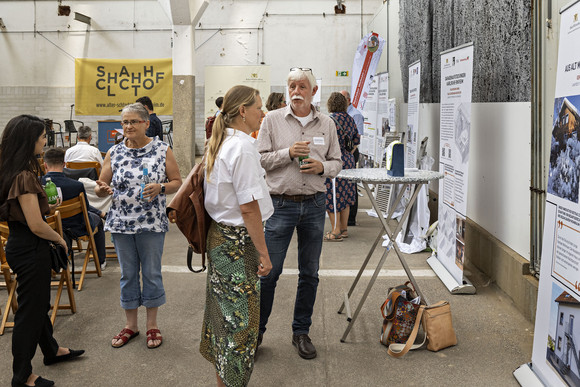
[2,171,59,384]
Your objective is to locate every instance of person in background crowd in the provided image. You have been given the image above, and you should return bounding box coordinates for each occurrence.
[205,97,224,141]
[95,103,181,350]
[199,85,273,387]
[257,67,342,360]
[41,148,108,271]
[0,115,84,387]
[324,92,361,241]
[215,96,224,116]
[265,92,287,112]
[340,90,364,227]
[136,96,163,141]
[251,92,287,139]
[64,125,104,166]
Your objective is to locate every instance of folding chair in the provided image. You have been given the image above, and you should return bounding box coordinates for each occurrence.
[57,192,102,291]
[63,120,83,147]
[65,161,102,178]
[0,232,17,335]
[45,212,77,325]
[161,120,173,148]
[0,212,76,334]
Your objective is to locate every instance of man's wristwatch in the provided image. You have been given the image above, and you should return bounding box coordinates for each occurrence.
[160,184,166,194]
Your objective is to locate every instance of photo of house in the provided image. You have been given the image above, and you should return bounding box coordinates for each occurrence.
[552,97,580,144]
[547,284,580,386]
[548,95,580,203]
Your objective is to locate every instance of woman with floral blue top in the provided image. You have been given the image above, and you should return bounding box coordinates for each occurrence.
[95,103,181,350]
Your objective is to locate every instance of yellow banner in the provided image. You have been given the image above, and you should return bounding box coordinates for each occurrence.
[75,58,172,116]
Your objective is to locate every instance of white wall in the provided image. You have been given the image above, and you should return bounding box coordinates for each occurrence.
[0,0,382,141]
[0,1,172,86]
[373,1,531,259]
[194,0,382,86]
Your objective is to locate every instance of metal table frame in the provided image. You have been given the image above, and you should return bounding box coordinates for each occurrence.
[336,168,444,342]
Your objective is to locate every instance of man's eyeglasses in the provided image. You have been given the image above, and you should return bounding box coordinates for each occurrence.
[121,120,146,126]
[290,67,312,73]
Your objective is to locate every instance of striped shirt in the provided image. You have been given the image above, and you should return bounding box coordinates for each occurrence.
[257,104,342,195]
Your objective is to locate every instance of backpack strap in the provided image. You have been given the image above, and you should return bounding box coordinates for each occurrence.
[187,245,206,273]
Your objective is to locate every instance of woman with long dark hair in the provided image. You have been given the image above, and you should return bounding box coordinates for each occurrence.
[200,85,273,387]
[0,115,84,387]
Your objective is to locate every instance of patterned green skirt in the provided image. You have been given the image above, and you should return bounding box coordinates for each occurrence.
[200,221,260,387]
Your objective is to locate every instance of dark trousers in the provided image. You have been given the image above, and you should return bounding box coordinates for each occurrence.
[88,212,106,265]
[260,193,326,335]
[6,222,59,384]
[348,148,360,226]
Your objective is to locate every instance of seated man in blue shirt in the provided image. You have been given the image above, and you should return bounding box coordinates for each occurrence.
[136,96,163,141]
[41,148,108,271]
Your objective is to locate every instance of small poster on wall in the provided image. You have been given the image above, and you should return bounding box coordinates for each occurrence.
[406,61,421,169]
[205,66,271,118]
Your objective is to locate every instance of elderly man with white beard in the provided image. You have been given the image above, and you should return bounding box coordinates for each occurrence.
[257,67,342,359]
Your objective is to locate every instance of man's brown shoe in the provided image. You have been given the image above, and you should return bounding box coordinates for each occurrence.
[292,334,317,359]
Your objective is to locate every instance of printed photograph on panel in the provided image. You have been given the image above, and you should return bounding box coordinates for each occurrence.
[454,103,471,164]
[546,282,580,386]
[455,240,464,270]
[548,96,580,204]
[456,216,465,244]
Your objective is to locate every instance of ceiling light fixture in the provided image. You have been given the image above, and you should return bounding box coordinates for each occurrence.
[58,4,71,16]
[335,0,346,14]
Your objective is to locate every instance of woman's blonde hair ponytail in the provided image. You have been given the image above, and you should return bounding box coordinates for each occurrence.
[205,85,259,179]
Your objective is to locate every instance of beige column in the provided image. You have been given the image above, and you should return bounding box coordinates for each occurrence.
[172,75,196,172]
[167,1,208,173]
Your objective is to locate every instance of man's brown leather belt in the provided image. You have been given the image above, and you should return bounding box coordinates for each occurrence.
[271,193,317,202]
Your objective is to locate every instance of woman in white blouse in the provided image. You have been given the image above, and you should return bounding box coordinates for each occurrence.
[199,85,273,387]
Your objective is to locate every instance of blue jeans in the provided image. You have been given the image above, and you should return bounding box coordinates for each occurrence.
[112,232,166,309]
[259,192,326,335]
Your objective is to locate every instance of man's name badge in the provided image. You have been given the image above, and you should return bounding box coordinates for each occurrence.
[312,137,325,145]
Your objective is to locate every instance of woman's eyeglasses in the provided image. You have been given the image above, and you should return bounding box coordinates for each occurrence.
[290,67,312,73]
[121,120,146,126]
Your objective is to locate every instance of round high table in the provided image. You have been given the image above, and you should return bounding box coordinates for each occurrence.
[335,168,444,342]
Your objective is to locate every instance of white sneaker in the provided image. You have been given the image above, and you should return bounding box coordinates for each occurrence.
[100,261,107,271]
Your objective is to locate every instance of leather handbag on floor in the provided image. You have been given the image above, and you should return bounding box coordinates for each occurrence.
[380,281,421,347]
[386,300,457,358]
[422,300,457,351]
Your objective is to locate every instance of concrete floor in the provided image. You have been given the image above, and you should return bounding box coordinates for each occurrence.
[0,192,534,386]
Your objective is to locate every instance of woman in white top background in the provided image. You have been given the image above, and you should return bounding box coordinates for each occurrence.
[199,85,273,387]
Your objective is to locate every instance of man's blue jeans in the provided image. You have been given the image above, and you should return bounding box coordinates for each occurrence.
[259,192,326,335]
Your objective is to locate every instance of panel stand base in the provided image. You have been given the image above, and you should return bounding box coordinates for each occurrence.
[513,363,544,387]
[427,255,476,295]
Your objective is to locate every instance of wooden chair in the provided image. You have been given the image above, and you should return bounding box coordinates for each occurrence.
[57,192,102,291]
[63,119,83,147]
[45,212,77,324]
[0,232,17,335]
[0,212,76,334]
[65,161,101,178]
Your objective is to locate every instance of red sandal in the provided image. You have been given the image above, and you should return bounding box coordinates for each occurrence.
[112,328,139,348]
[146,328,163,349]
